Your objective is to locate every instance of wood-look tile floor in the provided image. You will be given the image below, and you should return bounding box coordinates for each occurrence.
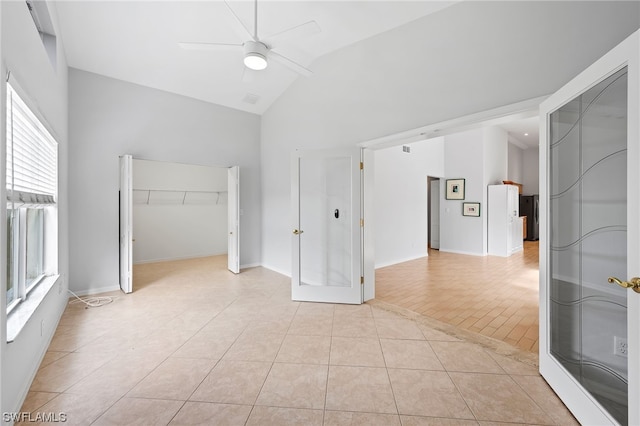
[376,241,540,353]
[21,253,578,425]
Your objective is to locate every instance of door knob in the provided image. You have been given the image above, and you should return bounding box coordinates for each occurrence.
[608,276,640,293]
[293,229,304,235]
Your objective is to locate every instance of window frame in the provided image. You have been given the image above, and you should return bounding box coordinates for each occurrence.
[5,82,58,315]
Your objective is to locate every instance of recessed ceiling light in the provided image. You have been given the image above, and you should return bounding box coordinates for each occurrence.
[524,133,529,136]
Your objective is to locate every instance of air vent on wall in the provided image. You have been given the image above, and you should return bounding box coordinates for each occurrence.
[402,145,411,153]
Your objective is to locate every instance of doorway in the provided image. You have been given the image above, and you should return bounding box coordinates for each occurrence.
[119,157,240,293]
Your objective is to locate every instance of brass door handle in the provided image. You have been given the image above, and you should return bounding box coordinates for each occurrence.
[293,229,304,235]
[608,276,640,293]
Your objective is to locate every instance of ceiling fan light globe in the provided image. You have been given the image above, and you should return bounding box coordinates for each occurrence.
[244,52,268,70]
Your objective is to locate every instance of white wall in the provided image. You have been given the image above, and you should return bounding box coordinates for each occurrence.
[0,1,69,415]
[374,138,444,268]
[508,143,524,184]
[440,129,486,255]
[260,1,640,275]
[68,69,261,295]
[522,146,540,195]
[132,159,228,264]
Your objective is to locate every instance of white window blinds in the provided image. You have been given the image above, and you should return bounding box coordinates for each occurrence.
[6,84,57,204]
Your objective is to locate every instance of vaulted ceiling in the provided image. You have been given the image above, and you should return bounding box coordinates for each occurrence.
[54,1,456,115]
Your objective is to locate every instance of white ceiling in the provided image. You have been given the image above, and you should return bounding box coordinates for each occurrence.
[500,116,540,149]
[54,1,456,115]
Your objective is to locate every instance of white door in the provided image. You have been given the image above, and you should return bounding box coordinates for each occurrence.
[430,179,440,250]
[291,147,363,304]
[539,31,639,425]
[119,154,133,294]
[227,166,240,274]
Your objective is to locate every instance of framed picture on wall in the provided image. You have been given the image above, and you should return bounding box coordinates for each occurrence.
[463,202,481,217]
[445,178,465,200]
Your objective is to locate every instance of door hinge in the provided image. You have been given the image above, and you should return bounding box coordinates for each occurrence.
[360,276,364,285]
[360,218,364,227]
[360,161,364,170]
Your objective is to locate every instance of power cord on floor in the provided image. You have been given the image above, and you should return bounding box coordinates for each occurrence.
[67,288,115,308]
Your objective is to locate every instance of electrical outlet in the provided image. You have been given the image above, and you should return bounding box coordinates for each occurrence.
[614,336,628,357]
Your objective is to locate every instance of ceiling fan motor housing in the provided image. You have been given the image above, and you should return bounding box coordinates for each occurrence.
[243,41,269,70]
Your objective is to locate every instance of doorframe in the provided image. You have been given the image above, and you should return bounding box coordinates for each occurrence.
[118,156,242,293]
[538,31,639,425]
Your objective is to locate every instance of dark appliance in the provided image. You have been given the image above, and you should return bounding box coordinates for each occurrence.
[519,195,539,241]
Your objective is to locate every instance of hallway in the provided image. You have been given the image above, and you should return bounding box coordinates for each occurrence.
[376,242,539,353]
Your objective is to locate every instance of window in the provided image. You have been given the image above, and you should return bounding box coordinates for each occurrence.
[6,83,58,313]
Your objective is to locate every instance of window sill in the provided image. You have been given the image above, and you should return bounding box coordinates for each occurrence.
[7,275,60,343]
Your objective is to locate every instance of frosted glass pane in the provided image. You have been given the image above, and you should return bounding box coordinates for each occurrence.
[299,156,351,287]
[548,67,627,425]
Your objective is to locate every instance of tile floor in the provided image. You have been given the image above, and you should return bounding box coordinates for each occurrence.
[21,255,577,425]
[377,242,540,352]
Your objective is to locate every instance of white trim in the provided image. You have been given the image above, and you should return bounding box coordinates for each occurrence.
[358,96,548,150]
[438,248,486,257]
[240,262,261,269]
[539,30,639,426]
[68,284,120,298]
[133,252,228,265]
[375,254,427,269]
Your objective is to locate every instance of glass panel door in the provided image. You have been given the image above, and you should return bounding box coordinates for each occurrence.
[549,67,628,424]
[291,147,362,304]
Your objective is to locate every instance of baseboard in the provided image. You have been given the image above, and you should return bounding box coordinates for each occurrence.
[240,262,261,269]
[438,248,486,256]
[260,264,292,278]
[133,252,227,265]
[375,254,428,269]
[68,284,120,297]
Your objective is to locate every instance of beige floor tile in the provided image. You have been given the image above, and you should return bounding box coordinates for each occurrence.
[33,392,121,426]
[296,302,336,317]
[430,342,504,374]
[245,406,323,426]
[190,360,271,405]
[419,325,462,342]
[162,309,222,331]
[323,411,401,425]
[334,304,373,318]
[169,402,252,425]
[332,318,378,338]
[255,363,327,409]
[64,350,168,399]
[276,334,331,364]
[380,339,443,370]
[128,357,216,400]
[92,397,183,426]
[30,352,115,393]
[400,416,479,425]
[37,351,70,370]
[325,366,396,414]
[288,315,333,336]
[485,352,539,376]
[19,391,59,413]
[449,372,555,424]
[511,375,579,425]
[244,318,292,334]
[171,330,238,360]
[330,337,385,367]
[223,332,285,362]
[388,369,474,419]
[375,318,425,340]
[23,256,579,426]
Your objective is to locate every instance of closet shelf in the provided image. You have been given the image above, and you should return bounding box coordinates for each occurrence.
[133,189,228,205]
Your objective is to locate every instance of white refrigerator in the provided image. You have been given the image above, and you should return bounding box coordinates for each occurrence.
[487,184,523,257]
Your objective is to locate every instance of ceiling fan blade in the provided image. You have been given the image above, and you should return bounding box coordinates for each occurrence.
[178,42,243,51]
[268,51,313,77]
[265,20,321,46]
[223,0,256,42]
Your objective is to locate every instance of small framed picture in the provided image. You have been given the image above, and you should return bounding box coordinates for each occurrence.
[463,202,481,217]
[445,179,465,200]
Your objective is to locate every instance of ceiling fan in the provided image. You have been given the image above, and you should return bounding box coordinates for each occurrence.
[179,0,320,77]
